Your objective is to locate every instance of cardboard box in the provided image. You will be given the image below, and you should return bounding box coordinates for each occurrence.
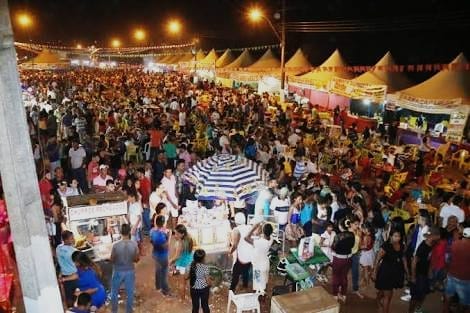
[271,286,339,313]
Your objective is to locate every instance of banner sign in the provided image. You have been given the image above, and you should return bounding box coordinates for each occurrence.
[446,111,468,142]
[394,93,466,114]
[329,77,387,102]
[68,201,128,221]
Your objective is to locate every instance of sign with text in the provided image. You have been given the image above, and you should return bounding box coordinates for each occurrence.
[68,201,128,221]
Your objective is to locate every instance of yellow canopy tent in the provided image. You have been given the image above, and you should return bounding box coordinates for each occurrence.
[21,49,69,69]
[392,53,470,142]
[246,49,280,71]
[353,51,412,93]
[196,49,206,61]
[216,49,236,68]
[223,49,255,69]
[285,48,312,75]
[398,53,470,101]
[290,49,354,90]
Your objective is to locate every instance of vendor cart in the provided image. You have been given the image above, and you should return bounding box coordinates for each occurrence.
[63,192,128,262]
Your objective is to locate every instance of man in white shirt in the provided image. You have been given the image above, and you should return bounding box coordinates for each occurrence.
[439,196,465,227]
[149,182,170,221]
[229,213,253,291]
[93,165,113,193]
[161,167,178,228]
[68,140,88,193]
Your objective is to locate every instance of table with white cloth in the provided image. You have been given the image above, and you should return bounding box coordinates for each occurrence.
[179,206,233,271]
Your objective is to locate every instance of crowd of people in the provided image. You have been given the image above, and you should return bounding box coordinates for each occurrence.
[1,67,467,313]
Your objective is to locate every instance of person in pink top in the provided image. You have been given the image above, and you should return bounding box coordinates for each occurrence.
[87,153,100,188]
[178,144,192,169]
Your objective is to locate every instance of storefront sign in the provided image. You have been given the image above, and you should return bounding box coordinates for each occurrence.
[68,201,128,221]
[446,111,468,142]
[330,77,387,103]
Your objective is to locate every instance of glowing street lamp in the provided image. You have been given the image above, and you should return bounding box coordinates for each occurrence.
[76,44,82,49]
[247,3,286,101]
[248,7,263,23]
[167,19,182,35]
[17,13,33,28]
[111,38,121,48]
[133,29,146,41]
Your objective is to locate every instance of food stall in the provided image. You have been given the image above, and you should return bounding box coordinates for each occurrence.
[63,192,128,262]
[179,203,232,271]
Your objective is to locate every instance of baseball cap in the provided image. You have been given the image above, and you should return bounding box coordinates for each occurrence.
[99,164,109,170]
[463,227,470,238]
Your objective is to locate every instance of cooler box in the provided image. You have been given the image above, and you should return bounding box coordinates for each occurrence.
[271,286,339,313]
[285,263,309,281]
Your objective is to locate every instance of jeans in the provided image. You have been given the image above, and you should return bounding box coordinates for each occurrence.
[142,208,150,234]
[154,256,170,294]
[332,256,351,295]
[191,287,210,313]
[111,270,135,313]
[351,252,361,292]
[445,274,470,306]
[71,167,88,193]
[230,260,251,291]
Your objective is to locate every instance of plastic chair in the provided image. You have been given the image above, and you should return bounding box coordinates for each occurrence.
[435,142,450,162]
[451,150,469,169]
[125,144,141,163]
[227,290,260,313]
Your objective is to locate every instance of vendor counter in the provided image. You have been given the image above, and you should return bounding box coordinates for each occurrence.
[179,207,233,270]
[342,114,377,132]
[397,128,446,149]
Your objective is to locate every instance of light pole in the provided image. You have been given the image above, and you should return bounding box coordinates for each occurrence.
[16,12,34,68]
[248,1,286,102]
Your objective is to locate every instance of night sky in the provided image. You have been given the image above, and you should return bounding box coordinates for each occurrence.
[8,0,470,82]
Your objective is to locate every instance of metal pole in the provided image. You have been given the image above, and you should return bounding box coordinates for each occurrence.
[280,0,286,102]
[0,1,64,312]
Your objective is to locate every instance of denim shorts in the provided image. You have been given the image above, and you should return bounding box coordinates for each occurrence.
[445,275,470,306]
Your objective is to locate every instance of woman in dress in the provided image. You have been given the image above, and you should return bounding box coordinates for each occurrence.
[373,229,409,313]
[170,224,194,301]
[71,251,107,310]
[187,249,212,313]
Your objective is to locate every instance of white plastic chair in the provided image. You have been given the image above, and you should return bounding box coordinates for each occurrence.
[227,290,261,313]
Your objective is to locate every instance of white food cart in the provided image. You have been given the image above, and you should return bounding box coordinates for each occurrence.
[64,193,128,262]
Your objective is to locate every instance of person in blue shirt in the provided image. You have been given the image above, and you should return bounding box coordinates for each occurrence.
[71,251,106,309]
[150,215,172,296]
[57,230,78,308]
[300,190,315,236]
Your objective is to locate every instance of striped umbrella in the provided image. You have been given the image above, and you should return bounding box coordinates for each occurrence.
[183,154,268,201]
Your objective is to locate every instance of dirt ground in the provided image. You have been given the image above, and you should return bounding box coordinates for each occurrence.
[102,239,443,313]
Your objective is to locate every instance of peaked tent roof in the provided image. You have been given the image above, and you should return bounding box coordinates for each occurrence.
[247,49,280,70]
[299,49,354,81]
[196,49,206,61]
[178,53,194,62]
[224,49,255,69]
[200,49,218,64]
[29,49,68,65]
[399,53,470,101]
[353,52,413,93]
[285,48,312,72]
[216,49,236,68]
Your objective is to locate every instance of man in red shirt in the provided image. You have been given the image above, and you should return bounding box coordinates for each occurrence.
[38,171,53,210]
[137,168,152,235]
[443,227,470,312]
[148,125,164,161]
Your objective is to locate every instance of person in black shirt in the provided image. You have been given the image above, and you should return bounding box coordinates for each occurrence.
[409,227,440,313]
[331,216,358,302]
